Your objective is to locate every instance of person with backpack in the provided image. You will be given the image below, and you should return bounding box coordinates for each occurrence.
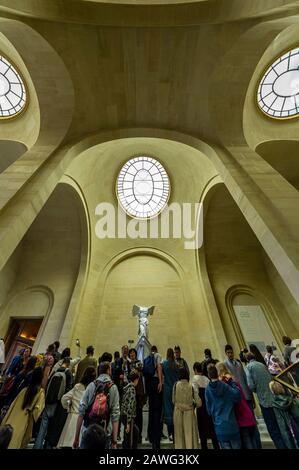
[120,369,140,449]
[73,361,120,449]
[34,357,72,448]
[144,345,163,450]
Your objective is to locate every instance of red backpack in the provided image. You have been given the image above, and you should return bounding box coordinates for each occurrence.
[87,381,112,429]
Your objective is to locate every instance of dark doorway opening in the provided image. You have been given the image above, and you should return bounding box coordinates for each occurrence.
[2,318,43,372]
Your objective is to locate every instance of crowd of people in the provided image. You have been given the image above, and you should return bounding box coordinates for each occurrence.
[0,336,298,450]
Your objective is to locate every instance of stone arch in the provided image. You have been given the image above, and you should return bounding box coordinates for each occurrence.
[95,250,192,362]
[0,140,27,173]
[225,284,285,352]
[0,18,74,208]
[202,182,297,351]
[0,181,89,352]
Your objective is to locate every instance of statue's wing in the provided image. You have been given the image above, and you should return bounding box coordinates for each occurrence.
[148,306,155,315]
[132,304,140,316]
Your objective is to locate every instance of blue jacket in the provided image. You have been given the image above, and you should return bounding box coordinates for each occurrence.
[205,378,241,442]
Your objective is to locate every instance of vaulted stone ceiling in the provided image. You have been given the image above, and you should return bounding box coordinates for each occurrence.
[1,0,299,146]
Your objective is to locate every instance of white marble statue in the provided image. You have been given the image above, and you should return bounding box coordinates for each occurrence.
[132,304,155,339]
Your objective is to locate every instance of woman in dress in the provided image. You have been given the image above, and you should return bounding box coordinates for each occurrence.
[2,367,45,448]
[162,348,179,441]
[57,366,96,448]
[173,367,201,449]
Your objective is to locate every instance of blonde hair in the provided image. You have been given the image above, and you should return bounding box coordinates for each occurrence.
[216,362,229,377]
[269,381,285,395]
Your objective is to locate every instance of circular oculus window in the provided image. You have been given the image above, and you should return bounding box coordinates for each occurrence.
[257,47,299,119]
[117,156,170,219]
[0,55,26,119]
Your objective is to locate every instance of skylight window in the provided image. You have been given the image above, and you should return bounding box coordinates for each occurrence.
[0,55,26,118]
[257,47,299,119]
[117,156,170,219]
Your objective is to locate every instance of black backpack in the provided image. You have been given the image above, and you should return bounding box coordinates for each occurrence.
[45,371,66,405]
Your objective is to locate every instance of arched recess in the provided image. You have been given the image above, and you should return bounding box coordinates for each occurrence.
[203,182,299,352]
[225,285,285,354]
[256,140,299,191]
[1,285,54,355]
[0,18,74,210]
[0,140,27,173]
[89,250,194,362]
[0,182,89,353]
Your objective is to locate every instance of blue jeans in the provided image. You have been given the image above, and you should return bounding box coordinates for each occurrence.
[219,438,241,449]
[33,404,56,449]
[261,405,287,449]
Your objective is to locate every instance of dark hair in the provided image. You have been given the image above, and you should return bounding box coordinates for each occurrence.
[22,367,43,410]
[23,355,37,375]
[0,424,13,450]
[114,351,120,360]
[266,345,273,354]
[193,362,202,373]
[61,348,71,359]
[129,348,137,359]
[80,424,107,450]
[151,345,158,353]
[174,345,181,352]
[207,363,218,380]
[100,352,112,363]
[282,336,292,346]
[128,368,140,382]
[239,348,249,364]
[47,344,55,354]
[246,352,255,362]
[80,366,96,387]
[98,362,110,375]
[178,368,189,381]
[61,357,71,367]
[249,344,266,366]
[54,341,60,350]
[225,344,233,353]
[204,348,211,357]
[166,348,175,369]
[86,346,94,355]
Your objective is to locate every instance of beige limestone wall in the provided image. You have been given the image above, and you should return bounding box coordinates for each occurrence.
[57,137,222,365]
[203,184,298,360]
[0,184,84,353]
[263,253,299,333]
[0,243,22,311]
